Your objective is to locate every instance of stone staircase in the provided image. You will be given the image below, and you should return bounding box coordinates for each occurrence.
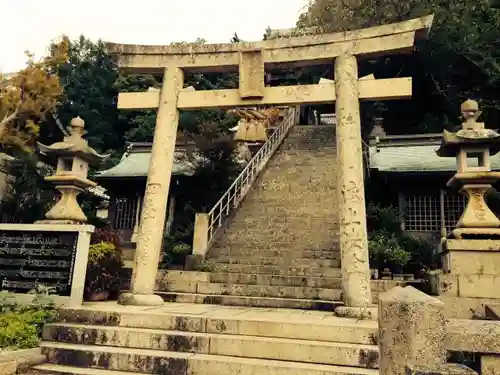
[35,302,380,375]
[33,124,392,375]
[156,124,347,309]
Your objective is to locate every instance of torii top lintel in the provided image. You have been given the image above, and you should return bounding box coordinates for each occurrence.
[105,15,434,74]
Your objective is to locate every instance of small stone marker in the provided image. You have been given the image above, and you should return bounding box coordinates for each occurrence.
[379,286,446,375]
[406,363,478,375]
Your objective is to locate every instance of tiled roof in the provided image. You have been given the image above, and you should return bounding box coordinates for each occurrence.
[97,149,201,178]
[369,145,500,172]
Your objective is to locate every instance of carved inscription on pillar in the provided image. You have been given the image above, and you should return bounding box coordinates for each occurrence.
[340,181,369,268]
[471,190,487,221]
[0,231,78,295]
[458,185,500,228]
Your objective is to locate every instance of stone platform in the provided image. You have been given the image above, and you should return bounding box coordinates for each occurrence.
[35,302,380,375]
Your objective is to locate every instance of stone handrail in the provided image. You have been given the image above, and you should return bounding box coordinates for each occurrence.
[192,106,299,258]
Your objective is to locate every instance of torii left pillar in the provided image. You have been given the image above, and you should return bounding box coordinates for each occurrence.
[119,67,184,306]
[334,55,373,318]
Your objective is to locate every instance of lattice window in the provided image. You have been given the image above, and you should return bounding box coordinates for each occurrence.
[113,196,138,230]
[443,193,467,232]
[405,195,441,232]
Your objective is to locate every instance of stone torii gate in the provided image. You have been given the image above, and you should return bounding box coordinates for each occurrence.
[106,15,434,314]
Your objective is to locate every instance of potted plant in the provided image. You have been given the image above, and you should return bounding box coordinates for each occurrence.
[161,225,193,268]
[369,231,411,276]
[84,241,123,301]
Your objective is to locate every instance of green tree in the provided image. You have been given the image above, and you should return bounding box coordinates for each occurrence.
[121,36,240,143]
[46,36,121,152]
[0,40,68,153]
[296,0,500,134]
[117,74,159,143]
[0,152,55,223]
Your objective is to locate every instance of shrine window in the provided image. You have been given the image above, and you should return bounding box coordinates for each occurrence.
[404,194,441,232]
[113,196,139,230]
[403,192,466,233]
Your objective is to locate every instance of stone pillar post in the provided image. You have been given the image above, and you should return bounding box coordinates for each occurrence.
[333,55,372,316]
[379,286,446,375]
[130,193,142,243]
[119,67,184,306]
[192,213,209,259]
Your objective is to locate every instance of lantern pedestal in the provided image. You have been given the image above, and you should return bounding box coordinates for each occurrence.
[37,175,97,224]
[447,172,500,235]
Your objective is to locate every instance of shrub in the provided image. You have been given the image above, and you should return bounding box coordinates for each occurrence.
[366,203,402,234]
[367,202,435,273]
[0,312,39,349]
[399,234,438,272]
[160,224,194,268]
[193,259,217,272]
[84,241,123,299]
[369,231,411,272]
[0,292,58,349]
[91,228,120,247]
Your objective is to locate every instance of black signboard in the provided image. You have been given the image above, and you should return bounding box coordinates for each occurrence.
[0,231,78,296]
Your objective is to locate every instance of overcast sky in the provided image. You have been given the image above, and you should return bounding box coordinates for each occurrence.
[0,0,307,73]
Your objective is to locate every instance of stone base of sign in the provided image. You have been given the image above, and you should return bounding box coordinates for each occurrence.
[334,305,378,320]
[441,239,500,299]
[0,291,73,307]
[118,292,164,306]
[0,348,45,375]
[0,223,94,307]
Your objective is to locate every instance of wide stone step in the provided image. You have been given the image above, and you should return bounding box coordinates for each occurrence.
[212,241,340,253]
[158,271,403,293]
[212,256,341,268]
[211,248,341,259]
[56,304,378,344]
[212,263,343,277]
[226,213,336,221]
[158,281,343,300]
[42,324,378,368]
[158,292,342,310]
[220,236,339,249]
[250,195,338,204]
[209,273,343,288]
[37,354,377,375]
[227,212,339,222]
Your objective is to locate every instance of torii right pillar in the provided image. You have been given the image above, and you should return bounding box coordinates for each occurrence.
[334,55,374,319]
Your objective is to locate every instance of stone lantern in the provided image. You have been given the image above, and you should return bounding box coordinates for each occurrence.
[436,99,500,238]
[37,117,109,223]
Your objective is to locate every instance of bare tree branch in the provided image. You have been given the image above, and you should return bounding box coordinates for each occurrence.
[0,106,20,130]
[48,112,69,136]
